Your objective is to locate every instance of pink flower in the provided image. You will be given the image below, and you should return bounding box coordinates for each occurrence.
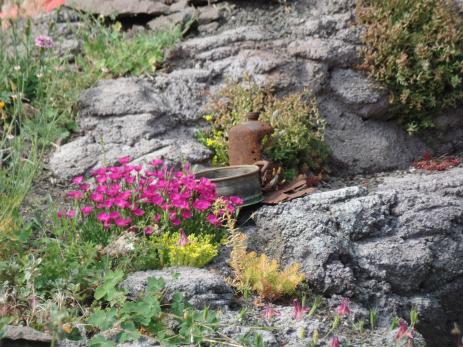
[91,192,104,202]
[72,176,84,184]
[292,299,309,321]
[336,298,351,316]
[192,199,211,212]
[150,159,163,167]
[81,206,93,216]
[230,196,244,206]
[118,156,132,165]
[95,175,107,184]
[329,336,341,347]
[35,35,54,48]
[262,304,280,320]
[114,197,129,209]
[97,212,110,223]
[206,214,221,226]
[57,210,64,219]
[153,214,161,222]
[178,229,189,246]
[115,217,132,227]
[79,183,90,191]
[109,211,121,220]
[66,210,76,218]
[395,320,414,340]
[181,209,192,219]
[144,226,153,236]
[67,190,83,200]
[132,208,145,217]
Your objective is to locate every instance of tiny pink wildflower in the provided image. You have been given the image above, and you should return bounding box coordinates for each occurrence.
[262,304,280,320]
[336,298,351,316]
[178,229,189,246]
[292,299,309,321]
[329,336,341,347]
[35,35,54,48]
[57,210,64,219]
[395,320,414,340]
[66,210,76,218]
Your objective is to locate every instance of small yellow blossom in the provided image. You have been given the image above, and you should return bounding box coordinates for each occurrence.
[206,138,216,147]
[203,115,213,122]
[0,101,5,109]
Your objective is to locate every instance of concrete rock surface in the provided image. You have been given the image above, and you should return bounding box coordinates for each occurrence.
[250,167,463,346]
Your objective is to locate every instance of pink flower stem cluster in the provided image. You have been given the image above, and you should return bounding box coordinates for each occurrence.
[58,157,243,242]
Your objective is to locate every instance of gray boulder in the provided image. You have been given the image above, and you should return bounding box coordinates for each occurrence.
[49,74,212,179]
[64,0,170,17]
[120,267,234,309]
[250,167,463,346]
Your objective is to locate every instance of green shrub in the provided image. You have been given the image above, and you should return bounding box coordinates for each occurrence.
[198,77,329,175]
[357,0,463,130]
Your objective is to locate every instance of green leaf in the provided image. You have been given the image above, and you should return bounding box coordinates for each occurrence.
[88,309,118,331]
[170,292,185,316]
[146,276,166,293]
[89,335,115,347]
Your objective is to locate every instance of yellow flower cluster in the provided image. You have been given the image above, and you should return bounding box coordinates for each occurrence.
[153,232,220,268]
[0,101,5,109]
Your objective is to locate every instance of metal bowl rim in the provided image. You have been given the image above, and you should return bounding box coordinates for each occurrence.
[194,165,260,182]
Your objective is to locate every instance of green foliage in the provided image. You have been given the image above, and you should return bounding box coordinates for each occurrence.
[79,18,183,78]
[88,277,220,346]
[369,308,378,330]
[198,77,329,174]
[229,229,304,301]
[357,0,463,129]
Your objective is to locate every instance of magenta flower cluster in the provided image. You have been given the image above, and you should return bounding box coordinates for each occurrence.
[59,157,242,235]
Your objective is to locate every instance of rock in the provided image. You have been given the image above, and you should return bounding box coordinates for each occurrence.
[250,167,463,346]
[147,7,197,32]
[198,5,223,25]
[64,0,170,17]
[49,74,212,179]
[287,38,361,68]
[320,96,427,174]
[120,267,234,309]
[330,68,390,119]
[218,303,426,347]
[2,325,52,344]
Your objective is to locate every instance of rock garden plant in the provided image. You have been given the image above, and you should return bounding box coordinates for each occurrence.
[198,77,330,179]
[357,0,463,132]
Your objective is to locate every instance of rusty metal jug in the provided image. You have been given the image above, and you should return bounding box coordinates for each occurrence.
[228,112,273,166]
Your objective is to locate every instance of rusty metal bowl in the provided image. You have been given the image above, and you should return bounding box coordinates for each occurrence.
[195,165,263,207]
